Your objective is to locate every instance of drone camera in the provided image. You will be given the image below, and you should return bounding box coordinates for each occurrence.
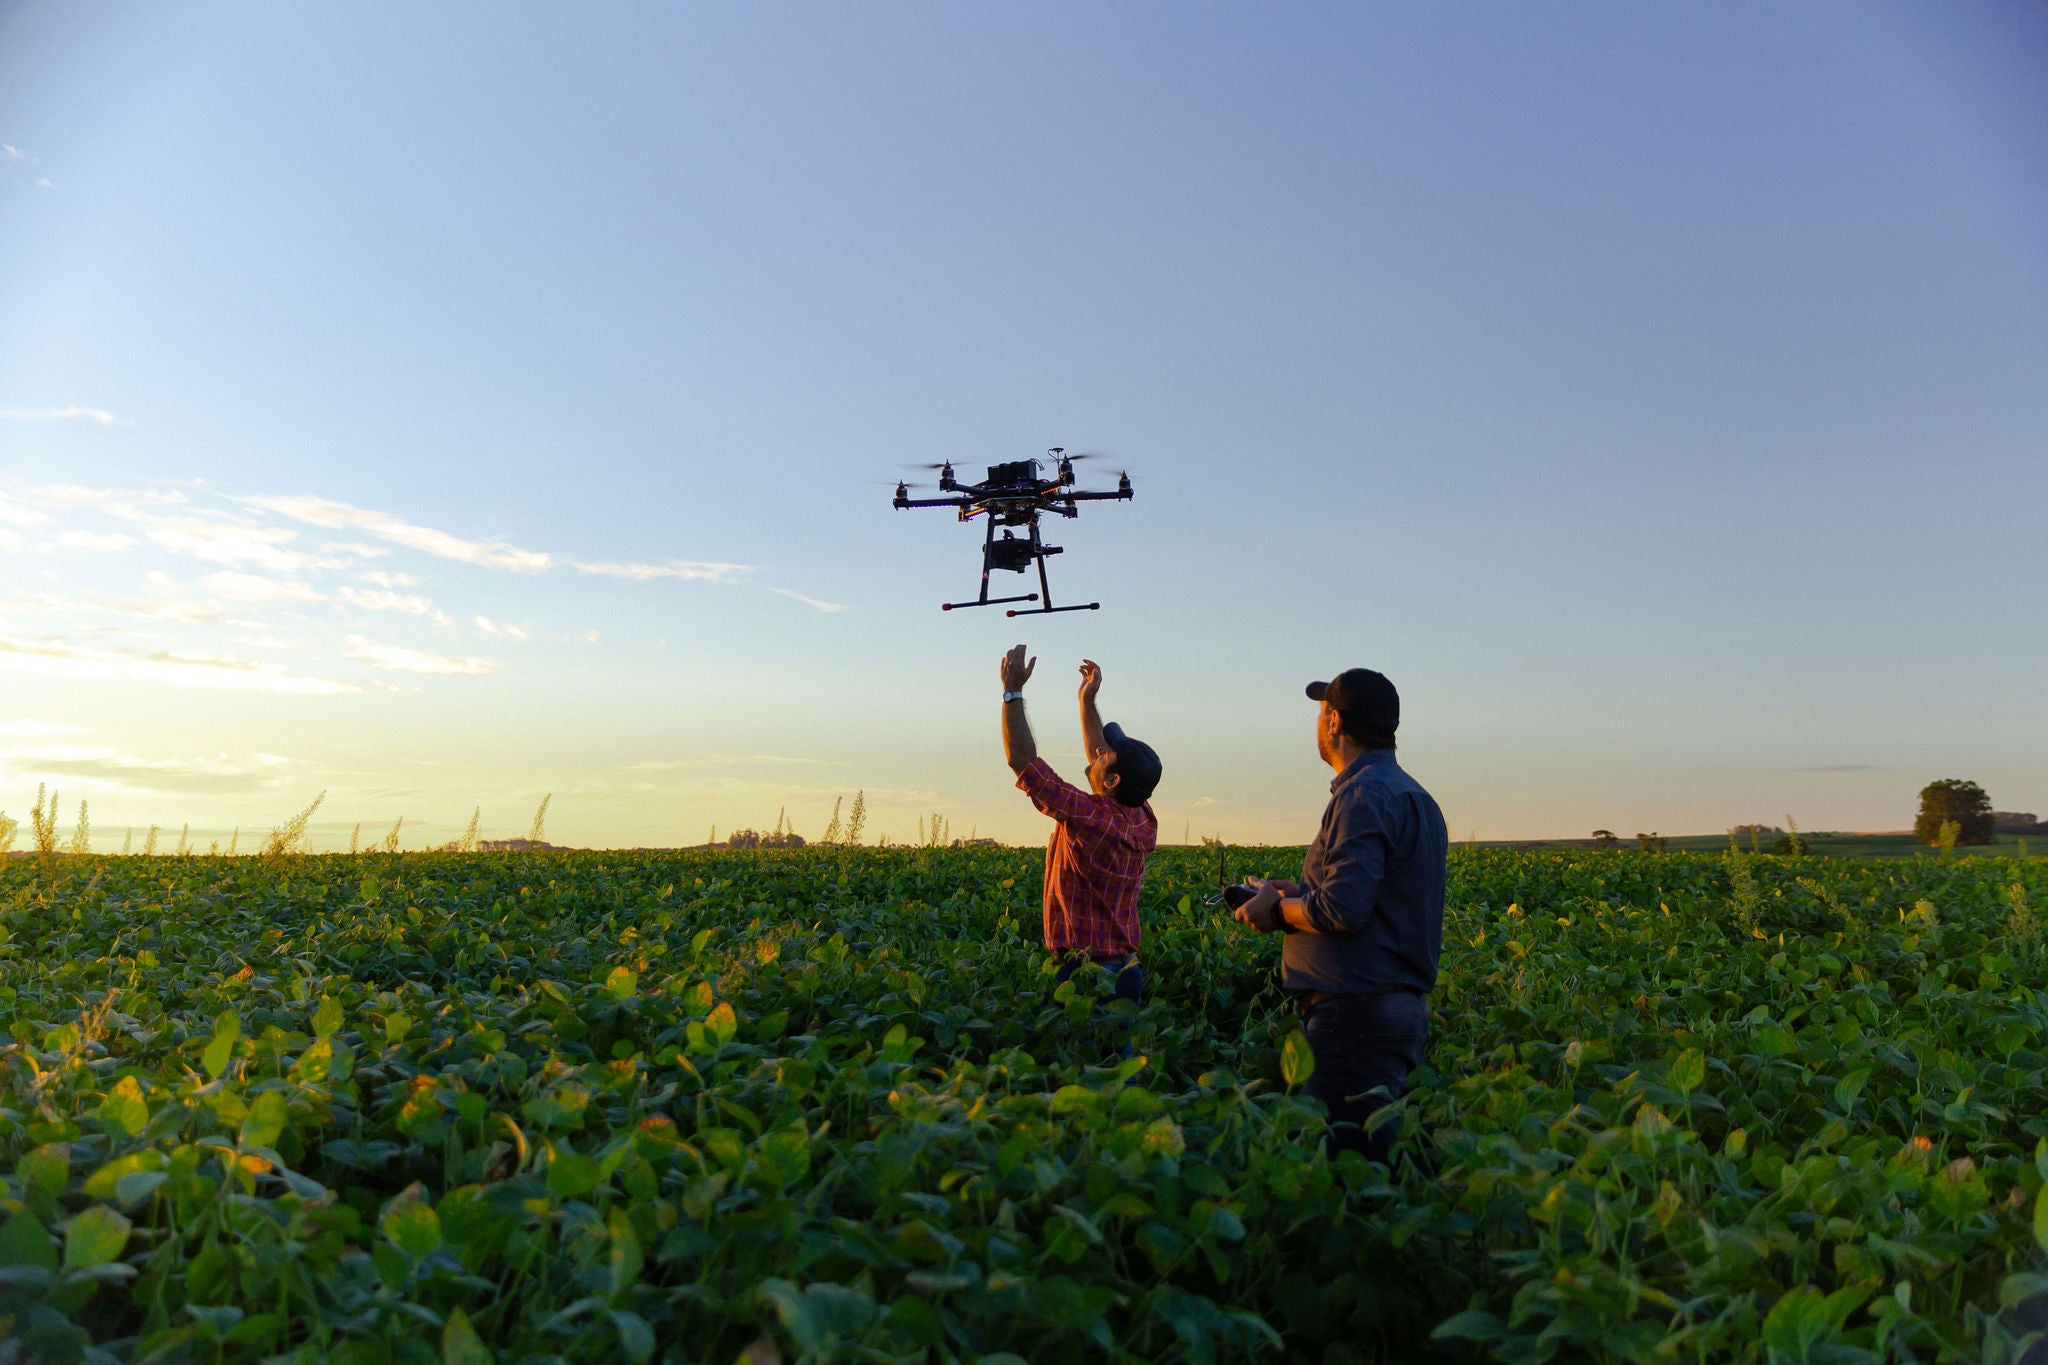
[987,533,1036,573]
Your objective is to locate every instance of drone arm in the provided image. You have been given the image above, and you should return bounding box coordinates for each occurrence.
[894,495,975,510]
[1060,488,1132,503]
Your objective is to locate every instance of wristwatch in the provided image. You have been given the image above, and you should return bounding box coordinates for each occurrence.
[1002,690,1026,703]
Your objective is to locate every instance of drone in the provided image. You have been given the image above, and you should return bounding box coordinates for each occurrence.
[892,448,1133,616]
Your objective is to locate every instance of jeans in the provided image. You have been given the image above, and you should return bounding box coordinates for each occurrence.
[1053,953,1143,1056]
[1298,991,1428,1165]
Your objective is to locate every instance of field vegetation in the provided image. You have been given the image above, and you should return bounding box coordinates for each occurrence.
[2,843,2046,1362]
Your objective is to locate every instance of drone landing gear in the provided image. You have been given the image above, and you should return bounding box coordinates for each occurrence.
[940,519,1099,616]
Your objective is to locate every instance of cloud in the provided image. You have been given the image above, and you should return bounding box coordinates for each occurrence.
[343,635,499,676]
[245,494,553,572]
[769,587,844,613]
[575,559,754,583]
[0,745,291,796]
[35,179,51,190]
[363,570,416,588]
[0,633,356,693]
[341,586,432,614]
[0,406,121,427]
[475,616,531,639]
[1,144,29,162]
[201,571,325,605]
[148,523,306,571]
[610,754,840,774]
[0,498,51,527]
[0,719,86,738]
[54,530,136,553]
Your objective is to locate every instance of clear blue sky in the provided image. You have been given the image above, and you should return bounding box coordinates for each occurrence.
[2,2,2044,849]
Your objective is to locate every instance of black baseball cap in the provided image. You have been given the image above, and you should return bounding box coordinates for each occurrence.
[1102,722,1162,806]
[1306,668,1399,738]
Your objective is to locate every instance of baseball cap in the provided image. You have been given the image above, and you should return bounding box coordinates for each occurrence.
[1102,722,1162,806]
[1305,668,1400,737]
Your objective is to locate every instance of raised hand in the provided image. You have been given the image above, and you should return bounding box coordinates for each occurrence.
[1001,644,1036,692]
[1078,658,1102,703]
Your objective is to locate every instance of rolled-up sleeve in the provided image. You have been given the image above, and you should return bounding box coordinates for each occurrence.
[1017,758,1097,826]
[1299,794,1387,933]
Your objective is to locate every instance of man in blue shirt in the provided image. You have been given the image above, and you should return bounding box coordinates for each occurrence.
[1234,667,1447,1164]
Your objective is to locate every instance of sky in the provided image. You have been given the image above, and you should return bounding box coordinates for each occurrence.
[2,2,2044,850]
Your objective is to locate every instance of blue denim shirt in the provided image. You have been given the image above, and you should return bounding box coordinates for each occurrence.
[1282,749,1447,997]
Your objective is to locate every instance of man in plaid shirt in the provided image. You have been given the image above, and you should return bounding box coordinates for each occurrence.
[1000,644,1163,1018]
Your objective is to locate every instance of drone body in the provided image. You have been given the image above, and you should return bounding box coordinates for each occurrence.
[892,449,1133,616]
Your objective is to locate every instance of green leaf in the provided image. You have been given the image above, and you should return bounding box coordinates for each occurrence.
[312,996,344,1039]
[608,1208,643,1296]
[706,1001,737,1046]
[202,1010,241,1080]
[610,1309,654,1364]
[605,966,638,1001]
[1431,1309,1507,1342]
[1833,1067,1871,1111]
[1280,1030,1315,1087]
[1667,1048,1705,1096]
[63,1205,132,1270]
[1762,1286,1831,1360]
[442,1305,493,1365]
[380,1184,442,1259]
[99,1076,150,1139]
[0,1209,59,1271]
[548,1151,601,1199]
[241,1090,288,1150]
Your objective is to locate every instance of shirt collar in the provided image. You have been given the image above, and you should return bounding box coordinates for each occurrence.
[1329,748,1397,793]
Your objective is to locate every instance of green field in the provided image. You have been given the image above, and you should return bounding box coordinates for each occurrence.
[1492,833,2040,860]
[3,846,2047,1362]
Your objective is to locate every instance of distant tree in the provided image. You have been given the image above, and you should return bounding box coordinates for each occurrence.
[1635,832,1669,853]
[1915,780,1993,847]
[1993,811,2044,835]
[1591,829,1618,849]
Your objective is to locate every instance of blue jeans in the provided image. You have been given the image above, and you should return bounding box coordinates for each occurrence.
[1297,991,1428,1166]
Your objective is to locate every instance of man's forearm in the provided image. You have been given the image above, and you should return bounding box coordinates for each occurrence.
[1080,696,1107,759]
[1277,895,1342,936]
[1003,699,1037,773]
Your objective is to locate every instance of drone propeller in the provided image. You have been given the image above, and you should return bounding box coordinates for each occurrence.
[899,462,956,471]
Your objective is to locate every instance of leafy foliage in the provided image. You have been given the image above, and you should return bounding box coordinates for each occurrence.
[1,846,2044,1361]
[1918,780,1995,847]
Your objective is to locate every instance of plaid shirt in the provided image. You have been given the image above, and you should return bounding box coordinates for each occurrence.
[1015,757,1158,956]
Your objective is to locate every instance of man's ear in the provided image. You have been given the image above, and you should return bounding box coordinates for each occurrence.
[1102,768,1121,792]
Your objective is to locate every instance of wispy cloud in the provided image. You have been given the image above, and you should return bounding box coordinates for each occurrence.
[0,719,86,738]
[608,754,840,774]
[1,144,29,162]
[245,495,553,572]
[475,616,531,639]
[573,559,754,583]
[0,745,291,796]
[0,497,51,527]
[343,635,499,676]
[0,633,356,694]
[201,571,325,605]
[54,530,136,553]
[340,586,432,614]
[0,406,121,427]
[769,587,844,613]
[148,523,306,572]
